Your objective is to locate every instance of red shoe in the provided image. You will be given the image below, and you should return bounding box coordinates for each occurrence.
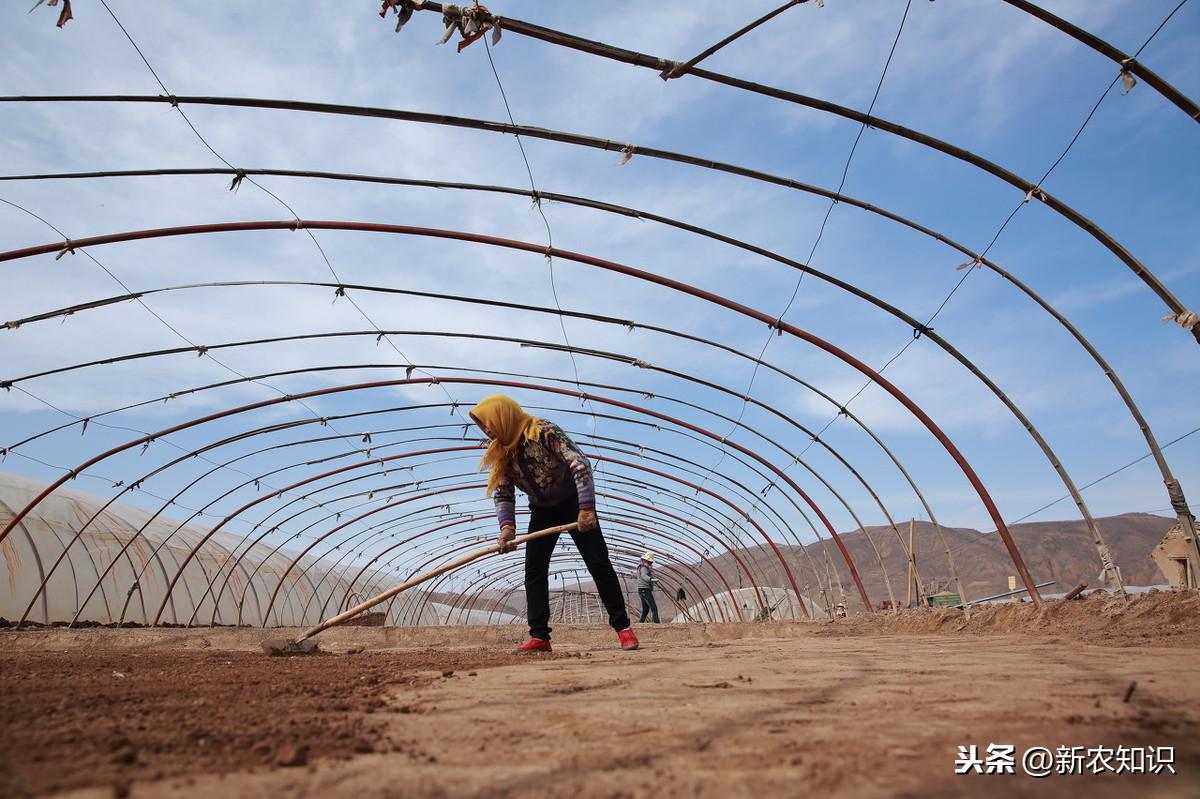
[512,638,552,653]
[617,628,640,651]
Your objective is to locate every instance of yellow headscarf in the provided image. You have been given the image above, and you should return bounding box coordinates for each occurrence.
[470,394,543,496]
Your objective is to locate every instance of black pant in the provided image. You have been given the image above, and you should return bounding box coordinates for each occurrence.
[525,495,630,640]
[638,588,660,623]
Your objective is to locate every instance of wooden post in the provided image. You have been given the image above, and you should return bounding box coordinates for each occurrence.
[1063,580,1089,601]
[906,521,914,608]
[906,518,921,608]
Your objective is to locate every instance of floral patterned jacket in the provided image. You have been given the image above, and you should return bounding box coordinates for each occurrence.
[493,421,595,530]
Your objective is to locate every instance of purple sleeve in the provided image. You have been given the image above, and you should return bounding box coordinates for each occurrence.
[546,425,595,511]
[494,478,516,530]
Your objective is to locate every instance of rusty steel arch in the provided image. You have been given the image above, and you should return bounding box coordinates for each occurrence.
[1,93,1187,340]
[3,6,1191,631]
[273,428,840,626]
[0,222,1049,603]
[5,322,918,609]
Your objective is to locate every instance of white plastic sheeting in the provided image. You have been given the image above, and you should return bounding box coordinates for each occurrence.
[429,602,520,625]
[0,470,442,627]
[671,586,823,623]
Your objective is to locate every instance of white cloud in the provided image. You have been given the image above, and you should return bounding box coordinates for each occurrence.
[1,0,1196,557]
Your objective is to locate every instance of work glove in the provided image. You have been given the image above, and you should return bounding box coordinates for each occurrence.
[498,525,517,553]
[577,509,598,532]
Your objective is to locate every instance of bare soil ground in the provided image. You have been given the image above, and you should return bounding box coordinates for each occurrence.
[2,592,1197,798]
[824,586,1200,647]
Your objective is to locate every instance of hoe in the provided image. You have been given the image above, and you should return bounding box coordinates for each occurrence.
[261,522,577,655]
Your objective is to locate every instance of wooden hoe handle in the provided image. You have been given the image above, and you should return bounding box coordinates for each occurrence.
[296,521,579,642]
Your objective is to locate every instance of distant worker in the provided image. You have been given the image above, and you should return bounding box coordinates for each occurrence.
[471,394,639,653]
[637,551,661,624]
[834,602,847,619]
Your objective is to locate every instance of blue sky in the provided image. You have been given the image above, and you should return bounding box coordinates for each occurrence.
[0,1,1197,592]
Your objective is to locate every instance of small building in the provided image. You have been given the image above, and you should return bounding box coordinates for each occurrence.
[1152,523,1197,589]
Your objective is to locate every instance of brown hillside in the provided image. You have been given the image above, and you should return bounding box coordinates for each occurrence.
[682,513,1175,612]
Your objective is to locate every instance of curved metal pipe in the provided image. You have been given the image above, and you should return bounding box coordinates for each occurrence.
[405,4,1195,327]
[155,403,828,626]
[417,525,751,625]
[4,277,941,596]
[0,94,1185,334]
[0,221,1040,601]
[450,540,721,626]
[278,434,827,624]
[6,322,908,603]
[1001,0,1198,121]
[376,491,765,628]
[335,460,779,624]
[348,467,787,623]
[1,380,849,612]
[253,443,786,623]
[373,513,750,625]
[233,440,784,626]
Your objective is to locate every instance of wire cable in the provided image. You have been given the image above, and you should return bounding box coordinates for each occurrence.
[701,0,913,504]
[94,0,469,429]
[481,29,601,442]
[791,0,1191,463]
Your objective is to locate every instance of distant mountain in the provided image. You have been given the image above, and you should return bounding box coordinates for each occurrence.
[687,513,1176,611]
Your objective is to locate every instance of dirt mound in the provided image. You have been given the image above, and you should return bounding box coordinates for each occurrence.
[818,589,1200,647]
[0,647,568,798]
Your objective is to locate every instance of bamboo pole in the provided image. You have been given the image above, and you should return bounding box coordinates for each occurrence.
[906,519,915,609]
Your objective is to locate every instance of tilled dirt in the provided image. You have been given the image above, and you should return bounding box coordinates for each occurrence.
[819,588,1200,647]
[1,594,1197,798]
[0,647,569,797]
